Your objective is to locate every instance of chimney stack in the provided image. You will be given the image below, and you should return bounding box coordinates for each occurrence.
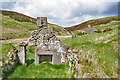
[37,17,47,29]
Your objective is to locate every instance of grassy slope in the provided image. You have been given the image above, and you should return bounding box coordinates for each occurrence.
[65,16,118,32]
[3,21,118,78]
[1,12,119,78]
[1,10,70,78]
[0,10,70,78]
[72,21,118,35]
[1,15,37,39]
[5,62,69,78]
[62,21,118,78]
[48,24,70,36]
[1,10,70,39]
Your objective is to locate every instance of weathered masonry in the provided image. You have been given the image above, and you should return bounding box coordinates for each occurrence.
[17,17,69,65]
[84,25,98,34]
[18,42,27,64]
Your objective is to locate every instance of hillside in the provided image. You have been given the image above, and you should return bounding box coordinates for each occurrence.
[1,15,119,78]
[1,10,70,40]
[62,20,118,78]
[65,16,119,32]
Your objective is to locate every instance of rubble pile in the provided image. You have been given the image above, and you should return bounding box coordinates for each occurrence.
[27,17,69,65]
[29,27,69,56]
[67,49,80,78]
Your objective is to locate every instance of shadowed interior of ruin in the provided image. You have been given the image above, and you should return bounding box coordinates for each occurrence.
[39,55,52,63]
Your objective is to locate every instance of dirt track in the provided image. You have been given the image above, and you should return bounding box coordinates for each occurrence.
[1,36,71,45]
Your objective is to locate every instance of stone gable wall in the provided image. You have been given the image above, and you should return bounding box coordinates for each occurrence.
[28,17,69,65]
[17,17,68,65]
[84,25,98,34]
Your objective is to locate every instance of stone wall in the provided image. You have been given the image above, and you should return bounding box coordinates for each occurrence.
[37,17,47,29]
[0,58,2,79]
[84,25,98,34]
[52,52,62,64]
[28,17,69,65]
[17,42,27,65]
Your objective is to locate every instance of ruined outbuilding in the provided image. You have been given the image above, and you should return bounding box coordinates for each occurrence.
[18,17,69,65]
[84,25,98,34]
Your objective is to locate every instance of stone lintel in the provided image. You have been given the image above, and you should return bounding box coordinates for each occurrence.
[19,42,27,46]
[38,51,55,55]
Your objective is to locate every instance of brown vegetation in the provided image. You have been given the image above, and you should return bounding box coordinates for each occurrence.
[65,16,119,32]
[1,10,60,26]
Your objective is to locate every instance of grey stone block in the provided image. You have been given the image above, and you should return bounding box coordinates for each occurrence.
[17,42,27,65]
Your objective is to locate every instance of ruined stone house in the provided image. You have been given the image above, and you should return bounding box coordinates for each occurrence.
[17,17,69,65]
[84,25,98,34]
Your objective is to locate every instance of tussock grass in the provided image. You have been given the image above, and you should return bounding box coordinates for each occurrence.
[61,21,118,78]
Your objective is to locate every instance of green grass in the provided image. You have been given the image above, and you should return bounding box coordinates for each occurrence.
[87,16,118,24]
[95,21,119,30]
[72,30,84,35]
[3,46,70,78]
[1,14,70,39]
[48,24,70,36]
[2,43,15,58]
[61,23,118,78]
[72,30,79,34]
[1,13,119,78]
[5,62,69,78]
[2,15,37,39]
[1,11,36,24]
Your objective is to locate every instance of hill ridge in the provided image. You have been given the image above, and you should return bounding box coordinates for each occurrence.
[65,16,119,32]
[1,10,70,40]
[0,10,60,27]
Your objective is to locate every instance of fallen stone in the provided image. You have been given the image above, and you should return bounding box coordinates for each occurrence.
[72,49,79,53]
